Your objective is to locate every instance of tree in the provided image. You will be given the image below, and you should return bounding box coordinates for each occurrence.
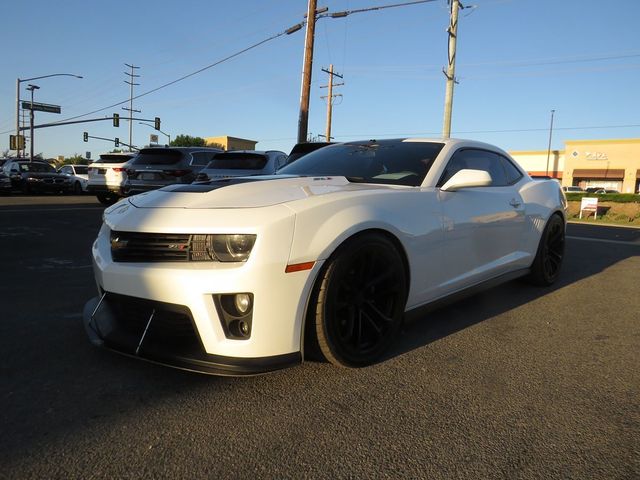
[170,134,207,147]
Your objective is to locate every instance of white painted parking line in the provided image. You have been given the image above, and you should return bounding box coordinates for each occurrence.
[0,207,104,213]
[566,235,640,246]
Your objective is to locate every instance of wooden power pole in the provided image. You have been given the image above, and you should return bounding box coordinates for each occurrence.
[442,0,461,138]
[320,64,343,141]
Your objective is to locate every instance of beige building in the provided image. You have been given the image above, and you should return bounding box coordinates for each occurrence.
[205,136,257,151]
[510,138,640,193]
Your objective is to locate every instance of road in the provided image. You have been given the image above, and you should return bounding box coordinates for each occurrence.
[1,196,638,479]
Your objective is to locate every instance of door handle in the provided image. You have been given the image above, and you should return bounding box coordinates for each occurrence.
[509,199,521,208]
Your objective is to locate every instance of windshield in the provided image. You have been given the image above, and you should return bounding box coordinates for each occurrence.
[206,153,268,170]
[278,140,444,186]
[95,154,134,164]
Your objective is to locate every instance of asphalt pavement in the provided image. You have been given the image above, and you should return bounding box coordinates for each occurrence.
[0,196,638,479]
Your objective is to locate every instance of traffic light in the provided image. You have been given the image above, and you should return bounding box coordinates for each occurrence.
[113,113,120,127]
[154,117,161,130]
[115,137,120,147]
[83,132,88,142]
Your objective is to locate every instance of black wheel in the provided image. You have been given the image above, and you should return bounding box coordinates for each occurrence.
[21,183,30,194]
[310,232,407,367]
[96,193,117,205]
[73,181,83,195]
[526,214,565,286]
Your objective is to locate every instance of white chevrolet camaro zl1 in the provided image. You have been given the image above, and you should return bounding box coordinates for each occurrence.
[83,138,567,375]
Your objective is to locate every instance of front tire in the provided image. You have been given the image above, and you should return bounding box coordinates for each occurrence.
[527,213,565,286]
[311,233,407,367]
[73,181,83,195]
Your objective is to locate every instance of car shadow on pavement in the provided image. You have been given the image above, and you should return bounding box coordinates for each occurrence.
[385,239,640,363]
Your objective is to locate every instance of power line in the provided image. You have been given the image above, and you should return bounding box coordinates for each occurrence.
[43,26,299,127]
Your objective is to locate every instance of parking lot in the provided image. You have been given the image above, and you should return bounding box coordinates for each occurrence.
[1,195,638,479]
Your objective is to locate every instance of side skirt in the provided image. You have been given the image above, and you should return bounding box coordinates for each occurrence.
[404,268,530,323]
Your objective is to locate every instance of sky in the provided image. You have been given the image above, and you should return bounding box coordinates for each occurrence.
[2,0,639,159]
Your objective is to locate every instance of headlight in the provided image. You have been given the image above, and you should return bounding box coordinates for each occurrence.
[210,234,256,262]
[192,234,256,262]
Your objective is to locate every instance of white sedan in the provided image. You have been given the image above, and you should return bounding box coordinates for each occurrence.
[83,138,567,375]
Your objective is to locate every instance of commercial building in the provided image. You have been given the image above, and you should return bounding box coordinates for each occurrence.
[510,138,640,193]
[205,136,257,151]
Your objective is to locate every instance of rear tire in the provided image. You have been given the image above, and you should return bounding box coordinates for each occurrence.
[526,213,565,286]
[310,232,407,367]
[96,193,117,205]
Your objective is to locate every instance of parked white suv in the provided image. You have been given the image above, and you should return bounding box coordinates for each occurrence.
[87,153,136,204]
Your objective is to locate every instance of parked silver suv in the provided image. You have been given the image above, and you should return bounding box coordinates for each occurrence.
[124,147,222,195]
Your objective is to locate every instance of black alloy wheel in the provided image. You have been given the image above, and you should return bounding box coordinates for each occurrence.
[312,232,407,367]
[527,214,565,286]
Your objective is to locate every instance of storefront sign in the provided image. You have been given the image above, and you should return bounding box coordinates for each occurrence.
[585,151,608,160]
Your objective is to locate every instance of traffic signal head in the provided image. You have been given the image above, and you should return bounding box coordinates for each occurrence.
[83,132,88,142]
[115,137,120,147]
[154,117,161,130]
[113,113,120,127]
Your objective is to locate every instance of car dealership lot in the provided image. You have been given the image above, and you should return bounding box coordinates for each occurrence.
[1,196,638,479]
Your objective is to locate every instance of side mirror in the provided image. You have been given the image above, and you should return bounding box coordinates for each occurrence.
[441,169,492,192]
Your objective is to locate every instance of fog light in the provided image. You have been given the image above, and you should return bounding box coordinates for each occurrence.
[239,321,250,336]
[234,293,252,314]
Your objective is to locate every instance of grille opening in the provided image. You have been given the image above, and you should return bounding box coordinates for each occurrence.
[95,292,205,357]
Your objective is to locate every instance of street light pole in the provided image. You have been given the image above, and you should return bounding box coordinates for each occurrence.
[545,109,556,177]
[15,73,82,158]
[26,84,40,162]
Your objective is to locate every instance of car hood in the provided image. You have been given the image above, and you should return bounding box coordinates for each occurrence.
[126,175,395,209]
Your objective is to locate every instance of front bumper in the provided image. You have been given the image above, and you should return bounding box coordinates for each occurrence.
[85,202,322,375]
[87,184,125,195]
[83,294,301,375]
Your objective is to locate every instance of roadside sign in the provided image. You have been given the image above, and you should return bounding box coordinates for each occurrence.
[579,197,599,219]
[149,134,159,144]
[21,101,62,114]
[86,152,91,159]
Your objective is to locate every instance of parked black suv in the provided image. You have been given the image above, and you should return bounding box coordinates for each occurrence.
[124,147,222,195]
[2,159,73,194]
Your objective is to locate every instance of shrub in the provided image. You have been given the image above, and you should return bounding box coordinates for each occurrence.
[565,193,640,203]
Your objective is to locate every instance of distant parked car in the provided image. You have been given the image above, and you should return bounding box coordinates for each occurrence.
[0,171,11,194]
[124,147,222,195]
[285,142,333,166]
[195,150,288,181]
[585,187,619,194]
[59,164,89,194]
[562,186,584,193]
[87,153,137,205]
[2,160,73,194]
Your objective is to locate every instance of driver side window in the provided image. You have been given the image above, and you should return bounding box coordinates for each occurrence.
[438,149,508,187]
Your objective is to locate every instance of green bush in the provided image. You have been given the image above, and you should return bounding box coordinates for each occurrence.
[565,192,640,203]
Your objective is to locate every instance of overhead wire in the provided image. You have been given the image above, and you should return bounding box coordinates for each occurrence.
[42,25,302,127]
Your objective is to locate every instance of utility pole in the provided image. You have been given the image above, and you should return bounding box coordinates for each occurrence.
[123,64,141,152]
[442,0,461,138]
[320,64,343,141]
[297,0,321,144]
[545,109,556,177]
